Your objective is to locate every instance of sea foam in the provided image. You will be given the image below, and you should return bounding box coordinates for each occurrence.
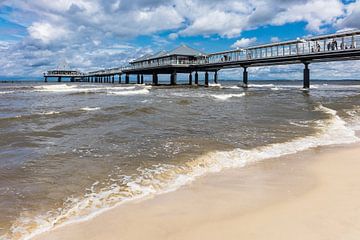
[211,93,246,101]
[5,105,359,240]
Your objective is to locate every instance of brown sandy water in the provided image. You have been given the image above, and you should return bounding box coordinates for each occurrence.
[0,80,360,239]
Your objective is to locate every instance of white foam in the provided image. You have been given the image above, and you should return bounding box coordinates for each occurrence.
[248,84,275,88]
[81,107,100,112]
[271,87,281,91]
[211,93,246,101]
[108,89,150,96]
[208,83,222,87]
[34,84,79,93]
[6,105,359,240]
[40,111,60,115]
[345,107,360,131]
[0,91,14,95]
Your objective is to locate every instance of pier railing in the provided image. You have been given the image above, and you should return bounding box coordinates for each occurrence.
[49,30,360,77]
[124,30,360,70]
[205,30,360,65]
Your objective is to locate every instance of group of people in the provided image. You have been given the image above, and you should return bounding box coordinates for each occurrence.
[327,39,338,51]
[311,38,357,53]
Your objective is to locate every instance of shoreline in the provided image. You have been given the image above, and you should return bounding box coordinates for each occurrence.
[32,142,360,240]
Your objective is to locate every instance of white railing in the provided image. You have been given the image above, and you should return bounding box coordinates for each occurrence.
[84,30,360,74]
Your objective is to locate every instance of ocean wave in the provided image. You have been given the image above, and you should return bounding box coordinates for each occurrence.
[81,107,101,112]
[107,89,150,96]
[208,83,222,87]
[345,107,360,131]
[5,104,359,240]
[33,84,148,94]
[211,93,246,101]
[248,84,275,88]
[40,111,61,115]
[0,91,14,95]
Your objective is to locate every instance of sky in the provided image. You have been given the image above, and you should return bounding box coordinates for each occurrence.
[0,0,360,80]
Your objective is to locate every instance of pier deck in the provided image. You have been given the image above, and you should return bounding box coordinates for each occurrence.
[44,30,360,88]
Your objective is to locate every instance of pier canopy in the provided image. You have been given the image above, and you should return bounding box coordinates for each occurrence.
[45,70,83,77]
[130,44,206,69]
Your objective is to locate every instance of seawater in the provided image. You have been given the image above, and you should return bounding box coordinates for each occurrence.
[0,80,360,239]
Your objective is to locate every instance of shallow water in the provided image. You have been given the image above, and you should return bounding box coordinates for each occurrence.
[0,80,359,239]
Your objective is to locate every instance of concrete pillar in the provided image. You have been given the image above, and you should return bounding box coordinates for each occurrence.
[243,67,248,87]
[58,77,62,82]
[189,73,193,85]
[195,71,199,85]
[44,77,48,83]
[137,74,141,84]
[119,74,122,84]
[303,63,310,89]
[112,75,115,84]
[125,74,130,84]
[152,73,158,85]
[205,71,209,87]
[141,75,144,84]
[214,71,218,84]
[170,71,177,85]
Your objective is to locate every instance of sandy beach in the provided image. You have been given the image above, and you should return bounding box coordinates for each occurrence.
[32,143,360,240]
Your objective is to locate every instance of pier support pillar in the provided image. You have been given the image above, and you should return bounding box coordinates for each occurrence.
[125,74,130,84]
[152,73,158,85]
[141,75,144,84]
[44,77,48,83]
[170,71,177,85]
[58,77,62,82]
[303,62,310,89]
[214,71,218,84]
[112,75,115,84]
[137,74,141,84]
[243,67,248,88]
[205,72,209,87]
[195,71,199,85]
[119,74,122,84]
[189,73,193,85]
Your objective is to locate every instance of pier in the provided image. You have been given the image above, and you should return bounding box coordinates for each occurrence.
[44,30,360,88]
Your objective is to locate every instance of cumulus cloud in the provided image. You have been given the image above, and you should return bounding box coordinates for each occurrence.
[271,37,281,43]
[337,0,360,29]
[28,22,69,44]
[231,37,257,48]
[0,0,357,78]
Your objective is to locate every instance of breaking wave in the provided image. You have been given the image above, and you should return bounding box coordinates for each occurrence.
[211,93,246,101]
[4,104,359,240]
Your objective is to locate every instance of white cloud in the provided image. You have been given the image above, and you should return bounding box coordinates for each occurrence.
[231,37,257,48]
[0,0,357,78]
[272,0,345,32]
[271,37,280,43]
[28,22,69,44]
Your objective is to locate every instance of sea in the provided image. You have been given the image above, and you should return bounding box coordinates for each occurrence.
[0,79,359,239]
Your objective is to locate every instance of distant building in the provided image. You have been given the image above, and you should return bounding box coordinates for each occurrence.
[130,45,206,68]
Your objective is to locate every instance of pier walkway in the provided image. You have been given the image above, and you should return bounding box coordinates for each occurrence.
[44,30,360,88]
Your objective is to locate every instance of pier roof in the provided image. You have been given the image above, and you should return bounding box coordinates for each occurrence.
[131,44,206,63]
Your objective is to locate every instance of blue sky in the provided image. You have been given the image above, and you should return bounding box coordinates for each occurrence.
[0,0,360,80]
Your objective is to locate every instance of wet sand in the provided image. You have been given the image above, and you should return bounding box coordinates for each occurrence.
[33,144,360,240]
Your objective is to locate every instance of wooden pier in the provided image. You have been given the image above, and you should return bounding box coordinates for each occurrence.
[44,30,360,88]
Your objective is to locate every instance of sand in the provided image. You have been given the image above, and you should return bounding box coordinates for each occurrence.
[33,144,360,240]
